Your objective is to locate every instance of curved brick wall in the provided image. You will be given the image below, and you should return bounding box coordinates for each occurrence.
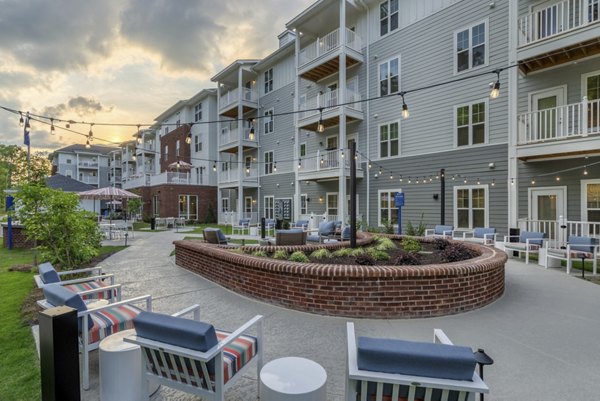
[174,235,506,318]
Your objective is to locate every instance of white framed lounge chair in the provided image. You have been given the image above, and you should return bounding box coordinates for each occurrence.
[545,236,599,274]
[425,225,454,239]
[503,231,546,264]
[456,228,497,246]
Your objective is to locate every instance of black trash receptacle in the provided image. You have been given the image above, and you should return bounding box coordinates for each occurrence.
[150,217,156,230]
[509,228,520,256]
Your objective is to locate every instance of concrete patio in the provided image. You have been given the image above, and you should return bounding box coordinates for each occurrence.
[78,229,600,400]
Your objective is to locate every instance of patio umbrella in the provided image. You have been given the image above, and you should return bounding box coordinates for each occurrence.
[168,160,193,170]
[79,187,140,238]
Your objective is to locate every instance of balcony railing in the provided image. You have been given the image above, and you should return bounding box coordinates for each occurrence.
[218,166,259,184]
[78,161,98,168]
[219,87,258,110]
[518,97,600,144]
[518,0,600,46]
[79,176,99,184]
[299,149,362,173]
[518,218,600,243]
[219,126,257,147]
[147,172,190,186]
[298,28,363,68]
[298,89,362,119]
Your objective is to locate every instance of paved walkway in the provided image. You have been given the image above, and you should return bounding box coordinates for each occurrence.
[81,230,600,400]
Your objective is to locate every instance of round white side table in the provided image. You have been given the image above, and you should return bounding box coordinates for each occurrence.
[260,357,327,401]
[99,329,159,401]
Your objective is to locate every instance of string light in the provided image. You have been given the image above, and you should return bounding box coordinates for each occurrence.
[477,178,481,185]
[317,108,325,133]
[340,150,344,159]
[18,112,24,127]
[378,167,382,176]
[298,159,302,169]
[399,175,403,182]
[511,178,515,186]
[400,92,409,119]
[185,131,192,145]
[584,166,588,175]
[88,124,94,142]
[416,177,420,184]
[463,177,468,184]
[246,165,250,174]
[85,138,91,149]
[556,176,560,181]
[490,69,501,99]
[531,177,536,185]
[368,161,372,169]
[212,161,217,171]
[248,119,255,140]
[491,179,496,187]
[408,177,412,184]
[273,162,277,172]
[389,172,393,180]
[50,118,55,135]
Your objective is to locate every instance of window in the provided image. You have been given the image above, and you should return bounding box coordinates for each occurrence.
[194,103,202,122]
[456,101,486,147]
[264,151,274,175]
[176,119,180,128]
[153,195,160,216]
[264,68,273,94]
[299,143,307,157]
[264,196,274,219]
[300,194,308,215]
[221,197,229,213]
[326,193,338,217]
[379,57,399,96]
[194,135,202,152]
[582,180,600,223]
[66,159,72,164]
[164,145,169,160]
[379,122,399,158]
[176,140,180,156]
[454,186,487,229]
[379,190,400,226]
[380,0,399,36]
[264,109,274,134]
[179,195,198,220]
[164,126,169,136]
[455,21,487,73]
[245,196,253,216]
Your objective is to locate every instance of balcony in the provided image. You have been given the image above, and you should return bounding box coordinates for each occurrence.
[517,97,600,160]
[517,0,600,74]
[122,174,149,190]
[298,148,364,181]
[297,89,363,131]
[79,176,99,185]
[78,161,98,168]
[136,142,155,153]
[218,211,259,226]
[218,167,259,188]
[219,87,258,118]
[219,125,258,153]
[298,28,364,82]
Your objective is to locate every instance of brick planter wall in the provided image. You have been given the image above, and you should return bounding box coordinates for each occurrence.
[174,235,506,318]
[2,224,35,249]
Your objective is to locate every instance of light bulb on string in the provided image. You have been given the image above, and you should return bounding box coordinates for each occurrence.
[400,92,409,119]
[556,176,560,181]
[340,150,344,159]
[88,124,94,142]
[491,179,496,187]
[85,138,91,149]
[463,177,468,184]
[50,118,55,135]
[531,177,536,185]
[298,159,302,169]
[416,177,420,184]
[273,162,277,172]
[477,178,481,185]
[408,177,412,184]
[399,175,403,182]
[212,161,217,172]
[584,166,588,176]
[317,108,325,133]
[429,176,433,182]
[378,167,382,176]
[389,172,393,180]
[490,69,501,99]
[368,161,372,169]
[185,131,192,145]
[320,156,324,166]
[511,178,515,186]
[452,175,456,181]
[18,112,24,127]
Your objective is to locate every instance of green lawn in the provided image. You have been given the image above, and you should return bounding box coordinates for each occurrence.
[0,245,127,401]
[186,224,233,235]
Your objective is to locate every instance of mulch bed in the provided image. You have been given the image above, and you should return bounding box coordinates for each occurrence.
[308,242,444,265]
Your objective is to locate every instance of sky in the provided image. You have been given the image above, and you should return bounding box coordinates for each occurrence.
[0,0,314,152]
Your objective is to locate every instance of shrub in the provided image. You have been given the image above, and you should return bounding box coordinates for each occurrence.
[310,249,331,259]
[332,248,354,257]
[355,253,376,265]
[394,252,421,266]
[405,213,426,236]
[432,238,450,250]
[381,219,394,234]
[289,251,309,262]
[375,237,396,251]
[401,237,422,253]
[351,247,365,257]
[439,244,479,263]
[367,226,383,233]
[273,250,288,260]
[252,250,268,257]
[366,247,390,261]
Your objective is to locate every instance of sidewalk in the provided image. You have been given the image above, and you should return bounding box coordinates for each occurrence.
[82,230,600,400]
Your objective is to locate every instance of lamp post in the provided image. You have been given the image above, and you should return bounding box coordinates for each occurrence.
[473,348,493,401]
[349,141,357,248]
[440,168,445,225]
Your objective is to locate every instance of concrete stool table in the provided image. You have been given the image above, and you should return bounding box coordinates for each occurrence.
[99,329,159,401]
[260,357,327,401]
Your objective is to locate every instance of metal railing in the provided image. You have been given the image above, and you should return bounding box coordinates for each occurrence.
[219,87,258,110]
[218,166,259,184]
[299,149,363,173]
[78,161,98,168]
[298,89,362,119]
[79,176,99,184]
[517,97,600,144]
[298,28,363,68]
[219,126,256,147]
[518,218,600,243]
[518,0,600,46]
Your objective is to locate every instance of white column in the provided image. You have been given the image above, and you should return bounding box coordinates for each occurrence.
[238,67,245,218]
[294,31,302,222]
[338,0,348,223]
[508,0,519,228]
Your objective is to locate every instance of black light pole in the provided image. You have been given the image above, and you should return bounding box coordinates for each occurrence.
[350,141,357,248]
[440,168,445,225]
[473,348,494,401]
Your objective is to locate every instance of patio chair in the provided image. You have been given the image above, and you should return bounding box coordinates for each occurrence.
[232,218,251,235]
[545,236,599,274]
[203,228,230,245]
[346,322,488,401]
[41,284,152,390]
[124,309,263,401]
[275,229,307,246]
[457,227,497,246]
[503,231,546,264]
[425,225,454,238]
[34,262,119,302]
[264,219,276,236]
[341,226,352,241]
[291,219,310,231]
[307,221,337,243]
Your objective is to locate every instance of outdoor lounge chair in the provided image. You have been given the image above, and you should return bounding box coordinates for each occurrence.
[203,228,229,245]
[291,219,310,231]
[346,322,488,401]
[40,284,152,390]
[341,226,352,241]
[34,262,119,301]
[124,309,263,401]
[503,231,546,264]
[275,229,307,246]
[425,225,454,239]
[545,236,599,274]
[232,218,251,235]
[307,221,336,243]
[264,219,276,236]
[457,227,497,246]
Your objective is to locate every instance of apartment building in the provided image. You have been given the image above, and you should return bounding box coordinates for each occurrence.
[510,0,600,240]
[50,144,119,188]
[122,89,219,221]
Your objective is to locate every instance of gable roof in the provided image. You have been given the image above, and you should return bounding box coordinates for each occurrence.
[53,144,119,156]
[45,174,95,192]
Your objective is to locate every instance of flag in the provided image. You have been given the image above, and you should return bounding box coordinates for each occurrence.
[23,117,30,147]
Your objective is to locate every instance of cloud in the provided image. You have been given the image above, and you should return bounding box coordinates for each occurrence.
[39,96,114,118]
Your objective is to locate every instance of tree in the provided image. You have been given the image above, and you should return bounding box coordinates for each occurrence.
[126,197,142,220]
[14,184,102,269]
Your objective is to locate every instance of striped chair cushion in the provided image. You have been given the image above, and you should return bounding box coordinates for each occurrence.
[87,304,142,344]
[547,249,593,259]
[505,242,540,251]
[64,280,113,300]
[216,330,257,383]
[360,381,466,401]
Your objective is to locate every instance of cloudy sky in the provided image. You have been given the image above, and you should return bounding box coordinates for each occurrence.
[0,0,313,151]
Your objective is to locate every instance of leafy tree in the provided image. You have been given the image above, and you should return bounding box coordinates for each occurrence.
[126,197,142,220]
[14,184,102,269]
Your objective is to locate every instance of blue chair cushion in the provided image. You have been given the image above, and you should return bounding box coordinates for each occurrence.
[238,219,250,226]
[134,311,219,374]
[473,228,496,239]
[38,262,60,284]
[216,230,227,243]
[434,225,454,235]
[357,336,476,381]
[295,220,309,228]
[519,231,546,245]
[43,284,92,330]
[341,226,351,240]
[318,221,336,236]
[569,236,597,253]
[280,229,303,233]
[307,235,320,242]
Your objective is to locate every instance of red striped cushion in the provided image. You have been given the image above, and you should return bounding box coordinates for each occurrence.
[87,304,142,344]
[547,249,593,259]
[64,280,113,300]
[216,330,257,383]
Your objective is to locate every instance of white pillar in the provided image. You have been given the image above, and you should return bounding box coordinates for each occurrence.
[338,0,348,223]
[294,31,302,222]
[238,67,245,218]
[508,0,519,228]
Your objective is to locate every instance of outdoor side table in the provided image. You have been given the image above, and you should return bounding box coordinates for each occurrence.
[99,329,159,401]
[260,357,327,401]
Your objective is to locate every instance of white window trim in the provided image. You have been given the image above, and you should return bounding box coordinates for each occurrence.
[527,85,567,112]
[379,0,400,37]
[325,134,338,149]
[244,196,253,214]
[377,189,401,227]
[453,185,489,229]
[264,68,274,94]
[377,120,401,159]
[178,194,198,220]
[582,69,600,98]
[454,99,489,148]
[377,55,401,97]
[264,108,274,134]
[264,151,274,175]
[299,142,307,158]
[453,19,489,76]
[300,193,308,215]
[527,186,567,220]
[326,192,339,217]
[221,197,229,213]
[264,195,275,219]
[581,179,600,221]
